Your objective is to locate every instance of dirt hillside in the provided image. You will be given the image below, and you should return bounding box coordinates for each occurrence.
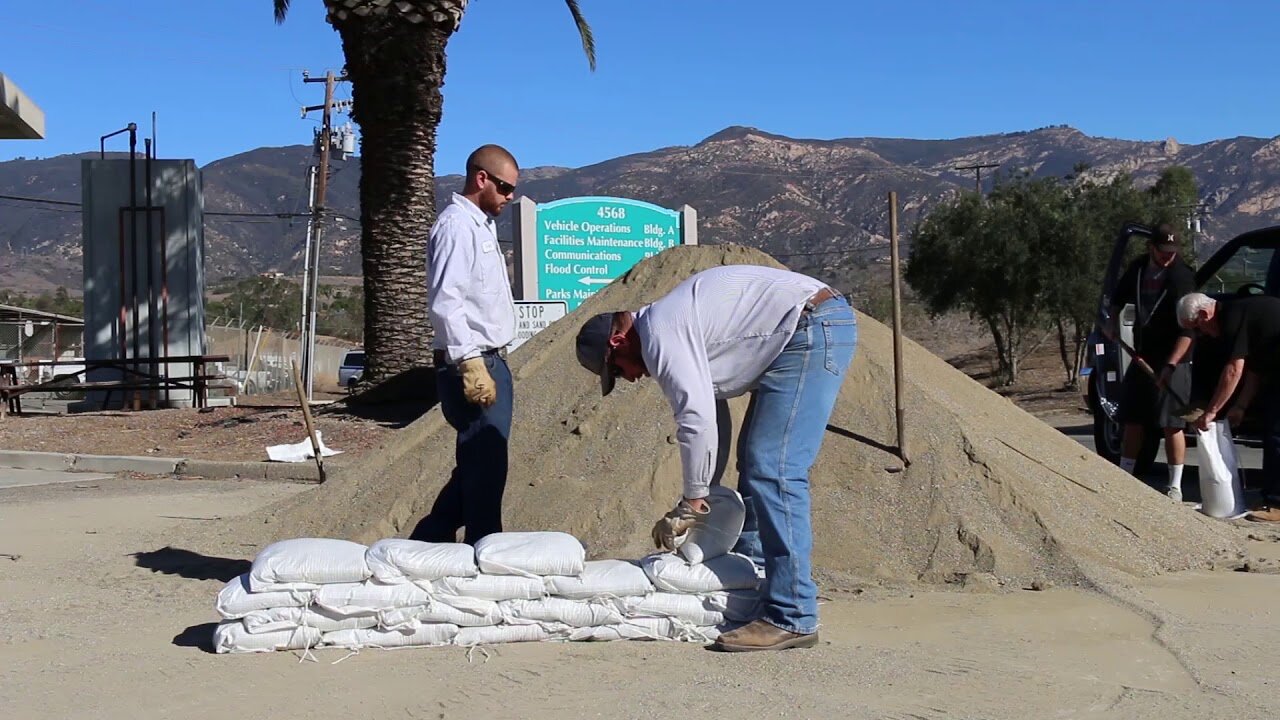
[211,244,1242,589]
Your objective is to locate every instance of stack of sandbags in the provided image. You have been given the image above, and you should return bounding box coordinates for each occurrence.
[212,490,761,653]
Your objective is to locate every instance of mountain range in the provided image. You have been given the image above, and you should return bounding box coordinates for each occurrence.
[2,124,1279,295]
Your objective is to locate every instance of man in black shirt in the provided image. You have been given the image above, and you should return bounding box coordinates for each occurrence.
[1104,225,1196,499]
[1178,292,1280,509]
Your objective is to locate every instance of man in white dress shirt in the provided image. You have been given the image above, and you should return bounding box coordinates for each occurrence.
[575,264,858,651]
[411,144,518,545]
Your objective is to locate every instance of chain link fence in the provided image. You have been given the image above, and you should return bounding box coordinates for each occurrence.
[0,318,85,383]
[205,319,354,396]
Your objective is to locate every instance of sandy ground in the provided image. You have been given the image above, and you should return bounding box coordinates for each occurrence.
[2,476,1278,720]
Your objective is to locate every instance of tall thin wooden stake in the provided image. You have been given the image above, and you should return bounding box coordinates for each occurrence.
[889,191,910,466]
[291,360,327,483]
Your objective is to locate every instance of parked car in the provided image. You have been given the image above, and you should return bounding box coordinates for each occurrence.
[338,348,364,390]
[1083,223,1280,472]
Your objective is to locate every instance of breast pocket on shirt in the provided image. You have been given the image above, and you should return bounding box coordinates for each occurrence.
[477,239,505,295]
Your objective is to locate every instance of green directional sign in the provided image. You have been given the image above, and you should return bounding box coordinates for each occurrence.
[513,196,697,311]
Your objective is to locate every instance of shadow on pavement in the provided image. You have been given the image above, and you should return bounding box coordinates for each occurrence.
[173,622,218,653]
[131,546,250,582]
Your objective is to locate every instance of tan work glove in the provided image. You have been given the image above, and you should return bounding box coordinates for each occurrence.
[458,357,497,407]
[651,498,709,552]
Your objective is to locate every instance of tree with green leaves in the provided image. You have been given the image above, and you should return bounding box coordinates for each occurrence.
[272,1,595,385]
[907,186,1048,385]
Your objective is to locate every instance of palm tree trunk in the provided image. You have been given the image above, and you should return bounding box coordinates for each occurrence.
[337,19,453,383]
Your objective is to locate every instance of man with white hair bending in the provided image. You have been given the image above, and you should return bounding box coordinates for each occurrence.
[1178,292,1280,516]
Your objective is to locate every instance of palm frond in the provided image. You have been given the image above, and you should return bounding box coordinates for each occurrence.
[273,0,291,24]
[564,0,596,71]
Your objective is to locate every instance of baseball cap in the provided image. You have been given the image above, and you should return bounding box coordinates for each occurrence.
[1151,224,1179,252]
[575,313,616,396]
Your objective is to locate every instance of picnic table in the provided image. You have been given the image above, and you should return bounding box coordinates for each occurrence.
[0,355,230,416]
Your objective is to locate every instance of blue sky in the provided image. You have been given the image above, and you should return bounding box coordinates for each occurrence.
[3,0,1276,172]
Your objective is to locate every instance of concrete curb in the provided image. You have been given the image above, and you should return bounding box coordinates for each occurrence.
[0,450,321,483]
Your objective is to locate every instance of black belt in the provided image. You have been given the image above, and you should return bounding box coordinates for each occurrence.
[432,348,507,367]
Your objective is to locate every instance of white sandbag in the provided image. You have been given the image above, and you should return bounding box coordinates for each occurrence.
[1196,420,1248,519]
[455,622,569,646]
[323,623,458,650]
[241,605,379,634]
[212,620,321,654]
[314,580,434,613]
[678,485,747,564]
[215,574,313,619]
[248,538,371,592]
[641,552,760,593]
[500,597,625,628]
[568,617,720,643]
[544,559,653,600]
[704,589,762,623]
[620,593,717,626]
[473,531,586,577]
[365,539,477,583]
[379,599,503,629]
[431,574,547,602]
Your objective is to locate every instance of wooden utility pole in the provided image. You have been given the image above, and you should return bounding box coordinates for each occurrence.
[955,162,1000,195]
[299,70,345,400]
[889,191,909,467]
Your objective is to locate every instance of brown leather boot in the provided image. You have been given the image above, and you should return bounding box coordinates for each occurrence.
[711,619,818,652]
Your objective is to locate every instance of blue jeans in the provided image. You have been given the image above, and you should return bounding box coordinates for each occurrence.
[731,298,857,634]
[409,353,513,545]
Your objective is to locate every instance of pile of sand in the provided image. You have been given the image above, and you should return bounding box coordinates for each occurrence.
[213,244,1241,589]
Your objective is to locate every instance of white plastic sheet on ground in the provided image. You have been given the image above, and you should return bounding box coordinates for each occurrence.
[323,624,458,650]
[678,485,747,564]
[266,431,342,463]
[641,552,760,593]
[473,531,586,577]
[500,597,625,628]
[213,620,321,654]
[248,538,371,592]
[1196,420,1248,519]
[544,559,653,600]
[216,574,314,619]
[365,539,478,583]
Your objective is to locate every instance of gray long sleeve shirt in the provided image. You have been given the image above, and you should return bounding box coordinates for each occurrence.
[633,265,826,499]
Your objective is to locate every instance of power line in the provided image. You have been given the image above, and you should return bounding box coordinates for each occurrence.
[0,192,319,218]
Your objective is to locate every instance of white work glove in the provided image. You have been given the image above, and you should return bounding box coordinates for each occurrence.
[458,357,497,408]
[651,498,709,552]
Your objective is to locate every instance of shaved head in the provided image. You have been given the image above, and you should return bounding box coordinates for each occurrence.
[466,144,518,178]
[462,144,519,216]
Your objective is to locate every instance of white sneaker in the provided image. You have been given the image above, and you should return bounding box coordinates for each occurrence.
[1165,486,1183,502]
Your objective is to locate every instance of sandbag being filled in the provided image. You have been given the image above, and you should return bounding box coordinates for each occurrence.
[1196,421,1248,519]
[678,485,747,564]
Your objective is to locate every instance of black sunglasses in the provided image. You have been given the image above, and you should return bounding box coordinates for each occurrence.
[478,167,516,196]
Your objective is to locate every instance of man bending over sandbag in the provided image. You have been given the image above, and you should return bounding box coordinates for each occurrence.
[575,265,857,652]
